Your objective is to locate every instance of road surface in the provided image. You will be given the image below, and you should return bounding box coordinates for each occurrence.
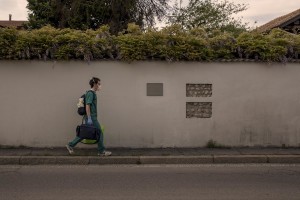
[1,164,300,200]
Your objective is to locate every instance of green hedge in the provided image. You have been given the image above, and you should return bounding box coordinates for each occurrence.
[0,24,299,62]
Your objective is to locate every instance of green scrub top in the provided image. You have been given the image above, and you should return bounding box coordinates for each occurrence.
[85,90,97,117]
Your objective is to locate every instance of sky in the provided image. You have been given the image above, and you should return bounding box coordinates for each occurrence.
[0,0,299,28]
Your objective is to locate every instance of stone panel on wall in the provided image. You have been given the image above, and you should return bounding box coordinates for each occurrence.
[186,102,212,118]
[186,84,212,97]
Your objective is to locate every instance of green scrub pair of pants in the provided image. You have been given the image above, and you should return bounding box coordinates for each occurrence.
[68,117,105,153]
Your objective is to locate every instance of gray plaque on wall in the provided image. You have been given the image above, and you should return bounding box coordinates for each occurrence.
[147,83,163,96]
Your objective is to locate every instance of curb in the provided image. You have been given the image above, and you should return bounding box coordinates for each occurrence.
[140,156,213,164]
[213,155,268,163]
[267,155,300,164]
[1,155,300,165]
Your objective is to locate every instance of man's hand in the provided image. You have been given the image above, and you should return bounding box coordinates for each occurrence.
[87,116,93,125]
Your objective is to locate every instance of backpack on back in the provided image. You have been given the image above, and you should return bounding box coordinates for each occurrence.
[77,91,94,116]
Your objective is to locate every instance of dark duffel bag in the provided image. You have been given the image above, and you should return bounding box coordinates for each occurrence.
[76,124,100,140]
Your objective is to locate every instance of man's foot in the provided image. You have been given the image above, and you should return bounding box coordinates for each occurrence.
[66,145,74,155]
[98,151,112,156]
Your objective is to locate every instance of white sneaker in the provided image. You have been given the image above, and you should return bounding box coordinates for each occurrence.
[98,151,112,156]
[66,145,74,155]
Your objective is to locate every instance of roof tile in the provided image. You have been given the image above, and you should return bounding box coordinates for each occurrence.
[257,9,300,33]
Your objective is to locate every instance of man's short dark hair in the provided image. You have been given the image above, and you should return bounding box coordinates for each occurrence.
[89,77,101,88]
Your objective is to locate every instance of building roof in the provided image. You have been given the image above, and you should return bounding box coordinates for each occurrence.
[257,8,300,33]
[0,20,27,28]
[0,14,27,29]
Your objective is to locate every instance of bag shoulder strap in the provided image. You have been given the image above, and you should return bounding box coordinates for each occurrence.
[86,90,95,101]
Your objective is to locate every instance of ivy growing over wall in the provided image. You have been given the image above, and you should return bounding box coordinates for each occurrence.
[0,24,299,62]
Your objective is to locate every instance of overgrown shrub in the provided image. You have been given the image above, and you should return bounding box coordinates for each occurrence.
[0,25,299,62]
[236,29,300,62]
[0,28,18,59]
[209,31,236,59]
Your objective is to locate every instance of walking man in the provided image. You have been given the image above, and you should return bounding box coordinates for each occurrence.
[66,77,112,156]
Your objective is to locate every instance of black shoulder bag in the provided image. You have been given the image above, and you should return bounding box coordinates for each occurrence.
[76,118,100,140]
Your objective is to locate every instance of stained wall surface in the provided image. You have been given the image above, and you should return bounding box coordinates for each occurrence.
[0,61,300,147]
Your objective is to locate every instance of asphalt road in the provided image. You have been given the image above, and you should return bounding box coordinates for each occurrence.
[1,164,300,200]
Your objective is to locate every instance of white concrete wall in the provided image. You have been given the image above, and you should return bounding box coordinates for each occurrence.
[0,61,300,147]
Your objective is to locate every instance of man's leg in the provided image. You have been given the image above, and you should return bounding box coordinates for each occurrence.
[98,129,105,153]
[92,119,106,153]
[66,136,83,154]
[68,136,83,148]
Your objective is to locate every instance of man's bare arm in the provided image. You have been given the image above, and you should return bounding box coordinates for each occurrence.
[86,104,91,117]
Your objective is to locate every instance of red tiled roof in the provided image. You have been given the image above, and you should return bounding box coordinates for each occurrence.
[257,8,300,33]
